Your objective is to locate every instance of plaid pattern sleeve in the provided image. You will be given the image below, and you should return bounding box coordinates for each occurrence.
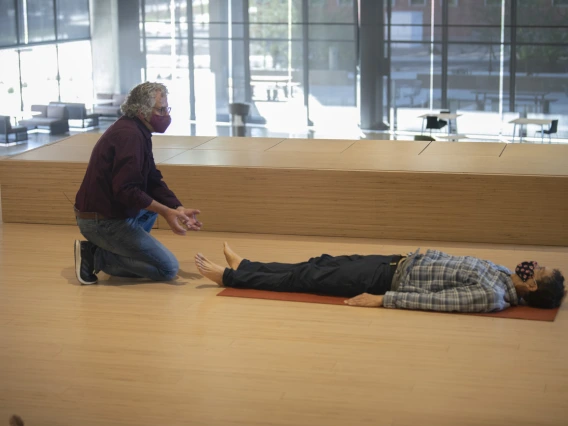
[383,249,518,313]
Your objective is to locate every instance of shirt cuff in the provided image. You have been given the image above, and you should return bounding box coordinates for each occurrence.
[382,292,397,309]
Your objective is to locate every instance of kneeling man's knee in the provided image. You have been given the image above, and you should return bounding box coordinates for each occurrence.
[160,258,179,281]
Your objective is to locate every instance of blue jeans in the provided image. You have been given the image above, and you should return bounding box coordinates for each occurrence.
[76,209,179,281]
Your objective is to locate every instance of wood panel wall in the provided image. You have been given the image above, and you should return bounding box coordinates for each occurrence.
[1,159,567,246]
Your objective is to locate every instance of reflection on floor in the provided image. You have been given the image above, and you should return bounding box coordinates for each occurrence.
[1,117,566,158]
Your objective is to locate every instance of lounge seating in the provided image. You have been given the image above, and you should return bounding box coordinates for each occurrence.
[93,93,126,118]
[19,105,69,135]
[0,115,28,143]
[49,102,100,128]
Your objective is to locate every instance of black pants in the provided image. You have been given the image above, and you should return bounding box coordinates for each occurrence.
[222,254,401,298]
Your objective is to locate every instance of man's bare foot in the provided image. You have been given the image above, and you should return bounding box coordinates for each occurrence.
[223,242,244,269]
[195,253,226,286]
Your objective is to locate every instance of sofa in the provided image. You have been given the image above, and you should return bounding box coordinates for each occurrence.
[49,102,100,128]
[0,115,28,143]
[18,104,69,135]
[93,93,127,118]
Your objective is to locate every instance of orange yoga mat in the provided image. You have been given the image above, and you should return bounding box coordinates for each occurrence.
[217,288,561,322]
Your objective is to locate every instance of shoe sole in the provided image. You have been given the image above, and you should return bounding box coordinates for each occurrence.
[74,240,97,285]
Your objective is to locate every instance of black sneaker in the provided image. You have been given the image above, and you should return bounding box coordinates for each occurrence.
[74,240,98,285]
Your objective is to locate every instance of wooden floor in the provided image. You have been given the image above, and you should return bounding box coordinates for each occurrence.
[1,223,567,426]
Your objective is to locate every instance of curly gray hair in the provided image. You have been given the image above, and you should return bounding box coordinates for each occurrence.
[120,81,169,118]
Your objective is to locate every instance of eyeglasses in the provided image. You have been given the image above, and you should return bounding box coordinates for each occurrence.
[153,106,171,115]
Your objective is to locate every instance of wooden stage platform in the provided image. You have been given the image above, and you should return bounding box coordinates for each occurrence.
[1,133,567,246]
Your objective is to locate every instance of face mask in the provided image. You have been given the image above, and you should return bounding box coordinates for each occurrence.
[515,261,538,282]
[149,113,171,133]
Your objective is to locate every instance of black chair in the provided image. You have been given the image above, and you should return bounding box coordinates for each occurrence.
[425,116,447,135]
[535,119,558,143]
[0,115,28,143]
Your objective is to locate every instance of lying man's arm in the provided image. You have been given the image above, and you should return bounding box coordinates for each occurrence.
[345,286,509,313]
[381,286,508,313]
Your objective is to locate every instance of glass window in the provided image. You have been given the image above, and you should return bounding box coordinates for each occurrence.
[447,43,510,122]
[515,44,568,117]
[249,0,303,42]
[56,0,90,40]
[308,0,353,23]
[145,0,188,38]
[192,0,231,125]
[307,0,358,135]
[517,0,566,27]
[146,38,176,80]
[0,0,18,47]
[390,42,443,130]
[18,0,57,44]
[19,45,59,107]
[145,0,173,22]
[392,0,442,43]
[0,49,22,113]
[448,0,510,44]
[246,0,306,132]
[58,40,94,103]
[142,0,192,127]
[516,1,568,138]
[249,39,302,102]
[193,37,224,132]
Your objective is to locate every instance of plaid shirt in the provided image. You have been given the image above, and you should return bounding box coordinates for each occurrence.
[383,249,518,312]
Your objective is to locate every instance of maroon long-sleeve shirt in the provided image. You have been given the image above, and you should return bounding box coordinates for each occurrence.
[75,116,182,219]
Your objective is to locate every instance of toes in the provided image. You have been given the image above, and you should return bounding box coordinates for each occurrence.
[195,256,205,267]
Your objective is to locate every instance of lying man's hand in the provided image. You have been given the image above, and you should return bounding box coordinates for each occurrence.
[344,293,384,308]
[176,207,203,231]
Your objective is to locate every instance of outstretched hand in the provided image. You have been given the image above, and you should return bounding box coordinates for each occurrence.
[344,293,384,308]
[164,209,191,235]
[176,207,203,231]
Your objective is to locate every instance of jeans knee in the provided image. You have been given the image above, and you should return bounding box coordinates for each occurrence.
[160,258,179,281]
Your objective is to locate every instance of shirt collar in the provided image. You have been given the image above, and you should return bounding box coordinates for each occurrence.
[129,115,152,140]
[505,276,520,306]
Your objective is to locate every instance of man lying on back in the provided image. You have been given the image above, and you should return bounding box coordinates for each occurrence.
[195,243,565,312]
